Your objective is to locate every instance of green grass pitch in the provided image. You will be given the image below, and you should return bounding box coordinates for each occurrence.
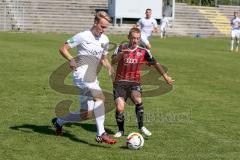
[0,32,240,160]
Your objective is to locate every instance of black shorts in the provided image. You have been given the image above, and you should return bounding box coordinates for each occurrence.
[113,81,142,101]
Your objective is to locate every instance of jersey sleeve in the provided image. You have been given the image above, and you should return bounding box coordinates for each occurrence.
[103,38,109,56]
[238,18,240,25]
[113,44,122,56]
[137,18,142,26]
[66,33,83,48]
[144,50,156,65]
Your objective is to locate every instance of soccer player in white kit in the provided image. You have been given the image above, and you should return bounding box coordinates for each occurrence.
[52,11,117,144]
[135,8,158,50]
[230,12,240,52]
[160,14,169,38]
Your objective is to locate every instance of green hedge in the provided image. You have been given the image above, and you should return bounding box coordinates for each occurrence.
[176,0,240,6]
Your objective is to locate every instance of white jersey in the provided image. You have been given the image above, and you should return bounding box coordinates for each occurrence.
[67,30,109,82]
[160,17,169,28]
[231,17,240,30]
[137,17,158,38]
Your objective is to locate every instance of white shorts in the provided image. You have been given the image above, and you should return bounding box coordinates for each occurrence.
[160,25,167,32]
[140,34,150,47]
[73,67,104,110]
[231,29,240,39]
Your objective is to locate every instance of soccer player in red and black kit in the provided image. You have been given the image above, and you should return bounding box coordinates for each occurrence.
[111,27,174,138]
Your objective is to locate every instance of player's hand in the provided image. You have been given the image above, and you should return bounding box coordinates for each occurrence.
[110,72,116,83]
[116,49,127,60]
[120,49,128,55]
[152,28,158,33]
[163,75,175,85]
[69,58,77,71]
[112,50,127,64]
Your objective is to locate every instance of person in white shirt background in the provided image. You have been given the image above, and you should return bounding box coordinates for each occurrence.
[160,14,169,39]
[135,8,158,50]
[230,12,240,52]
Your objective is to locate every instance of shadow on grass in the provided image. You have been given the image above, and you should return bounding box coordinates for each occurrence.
[65,123,115,134]
[9,123,114,148]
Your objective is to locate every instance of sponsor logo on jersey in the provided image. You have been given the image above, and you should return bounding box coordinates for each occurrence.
[89,49,103,56]
[137,52,141,56]
[124,58,137,64]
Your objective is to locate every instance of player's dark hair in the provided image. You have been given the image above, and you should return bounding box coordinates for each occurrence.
[145,8,152,13]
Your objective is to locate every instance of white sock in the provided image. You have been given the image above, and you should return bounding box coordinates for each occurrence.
[80,95,94,111]
[231,39,234,50]
[93,100,105,136]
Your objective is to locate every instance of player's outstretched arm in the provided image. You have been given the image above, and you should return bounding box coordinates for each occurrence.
[153,63,174,85]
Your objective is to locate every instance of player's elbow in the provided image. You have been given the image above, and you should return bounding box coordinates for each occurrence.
[59,46,68,57]
[111,55,117,64]
[146,44,152,50]
[111,59,117,65]
[59,47,64,55]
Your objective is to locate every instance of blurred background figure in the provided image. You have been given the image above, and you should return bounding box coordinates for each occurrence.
[160,14,169,38]
[230,12,240,52]
[135,8,158,50]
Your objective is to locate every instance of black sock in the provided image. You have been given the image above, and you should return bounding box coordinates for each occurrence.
[115,111,124,132]
[135,103,144,129]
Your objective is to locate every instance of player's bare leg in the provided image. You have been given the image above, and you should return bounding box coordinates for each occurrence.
[160,30,163,39]
[231,37,234,52]
[236,38,239,52]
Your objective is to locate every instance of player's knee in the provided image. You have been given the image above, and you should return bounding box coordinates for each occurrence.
[116,106,124,113]
[115,111,125,122]
[80,109,93,120]
[115,98,125,112]
[132,98,141,104]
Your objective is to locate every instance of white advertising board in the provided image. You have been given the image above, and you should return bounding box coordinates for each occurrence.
[108,0,162,19]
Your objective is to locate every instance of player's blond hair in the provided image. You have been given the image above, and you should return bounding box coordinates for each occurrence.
[94,11,111,23]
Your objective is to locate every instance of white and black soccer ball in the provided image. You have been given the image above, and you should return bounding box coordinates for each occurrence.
[126,132,144,150]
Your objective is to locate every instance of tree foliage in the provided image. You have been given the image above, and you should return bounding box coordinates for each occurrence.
[176,0,240,6]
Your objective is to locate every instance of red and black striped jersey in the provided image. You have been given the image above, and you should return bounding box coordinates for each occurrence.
[113,44,156,83]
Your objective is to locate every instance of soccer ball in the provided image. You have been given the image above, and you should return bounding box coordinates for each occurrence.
[126,132,144,150]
